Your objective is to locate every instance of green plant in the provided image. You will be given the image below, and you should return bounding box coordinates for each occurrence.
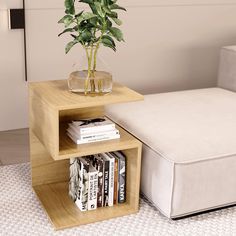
[58,0,126,78]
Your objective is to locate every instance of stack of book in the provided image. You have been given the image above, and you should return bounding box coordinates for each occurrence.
[69,151,126,211]
[67,117,120,144]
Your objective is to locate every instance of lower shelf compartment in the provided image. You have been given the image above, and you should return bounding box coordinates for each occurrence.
[33,182,138,230]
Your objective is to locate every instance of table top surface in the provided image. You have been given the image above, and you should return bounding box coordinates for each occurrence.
[29,80,144,110]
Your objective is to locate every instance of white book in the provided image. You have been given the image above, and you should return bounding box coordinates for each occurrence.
[72,117,115,134]
[67,131,120,145]
[87,163,98,211]
[67,126,119,140]
[75,157,90,211]
[105,153,115,207]
[69,123,117,137]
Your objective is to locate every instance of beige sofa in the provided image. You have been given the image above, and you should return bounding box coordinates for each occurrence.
[106,46,236,218]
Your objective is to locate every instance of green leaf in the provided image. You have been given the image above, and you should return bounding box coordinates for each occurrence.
[110,4,126,11]
[106,18,113,29]
[58,15,73,23]
[107,11,118,18]
[79,0,93,4]
[111,17,122,25]
[109,27,124,42]
[70,34,77,39]
[58,15,74,27]
[103,6,112,15]
[108,0,117,4]
[101,35,116,51]
[65,40,78,54]
[80,29,93,42]
[75,10,84,18]
[82,12,97,20]
[58,28,74,37]
[64,0,75,15]
[94,2,105,17]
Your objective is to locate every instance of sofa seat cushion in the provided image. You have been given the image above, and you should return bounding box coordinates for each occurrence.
[106,88,236,218]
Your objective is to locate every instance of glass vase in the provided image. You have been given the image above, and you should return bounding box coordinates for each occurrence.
[67,49,113,95]
[68,70,112,95]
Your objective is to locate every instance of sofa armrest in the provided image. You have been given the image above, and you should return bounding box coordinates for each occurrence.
[218,46,236,92]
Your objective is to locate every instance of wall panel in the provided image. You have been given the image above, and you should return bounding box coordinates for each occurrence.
[1,1,236,130]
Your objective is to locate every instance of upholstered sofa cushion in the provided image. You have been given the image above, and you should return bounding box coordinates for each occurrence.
[106,88,236,218]
[218,46,236,92]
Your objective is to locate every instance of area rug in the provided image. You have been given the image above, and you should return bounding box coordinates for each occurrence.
[1,163,236,236]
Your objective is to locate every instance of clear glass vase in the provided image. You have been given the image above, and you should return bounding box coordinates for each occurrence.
[68,70,112,94]
[67,49,113,95]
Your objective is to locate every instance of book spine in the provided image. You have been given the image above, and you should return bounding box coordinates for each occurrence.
[103,159,110,207]
[113,158,118,205]
[93,156,104,208]
[88,170,98,211]
[108,155,115,206]
[76,134,120,144]
[69,125,119,139]
[80,130,119,140]
[79,124,116,134]
[67,132,120,144]
[69,157,79,202]
[75,158,89,211]
[75,159,85,211]
[116,152,126,204]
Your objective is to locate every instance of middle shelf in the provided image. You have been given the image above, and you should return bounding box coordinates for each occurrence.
[58,123,140,160]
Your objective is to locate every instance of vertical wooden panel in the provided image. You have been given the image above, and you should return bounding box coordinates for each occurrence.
[30,132,69,186]
[29,88,59,159]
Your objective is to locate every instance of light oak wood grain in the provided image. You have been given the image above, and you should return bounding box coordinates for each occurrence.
[29,80,143,229]
[30,133,69,186]
[59,123,140,160]
[29,89,59,160]
[59,106,104,122]
[33,144,141,230]
[29,80,144,110]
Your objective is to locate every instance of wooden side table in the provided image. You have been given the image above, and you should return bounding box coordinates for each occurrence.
[29,80,144,230]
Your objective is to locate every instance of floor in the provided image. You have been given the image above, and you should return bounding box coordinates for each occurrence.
[0,128,29,165]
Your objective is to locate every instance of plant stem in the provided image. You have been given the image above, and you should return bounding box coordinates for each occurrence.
[84,46,90,75]
[93,42,100,72]
[88,45,94,77]
[93,33,103,73]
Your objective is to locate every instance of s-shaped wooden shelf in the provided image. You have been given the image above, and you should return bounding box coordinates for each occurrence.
[29,80,143,230]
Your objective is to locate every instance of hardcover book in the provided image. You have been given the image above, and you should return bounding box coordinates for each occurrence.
[75,157,90,211]
[69,157,80,202]
[68,125,119,140]
[92,154,104,208]
[113,151,126,204]
[106,153,115,206]
[87,159,98,211]
[67,130,120,144]
[113,157,119,205]
[72,117,115,134]
[101,153,110,207]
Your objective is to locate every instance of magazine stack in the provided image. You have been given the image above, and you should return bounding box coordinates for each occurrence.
[69,151,126,211]
[67,117,120,144]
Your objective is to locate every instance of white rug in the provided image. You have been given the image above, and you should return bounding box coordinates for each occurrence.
[1,163,236,236]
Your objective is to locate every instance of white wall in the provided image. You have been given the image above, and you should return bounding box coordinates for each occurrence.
[1,1,236,130]
[0,0,28,131]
